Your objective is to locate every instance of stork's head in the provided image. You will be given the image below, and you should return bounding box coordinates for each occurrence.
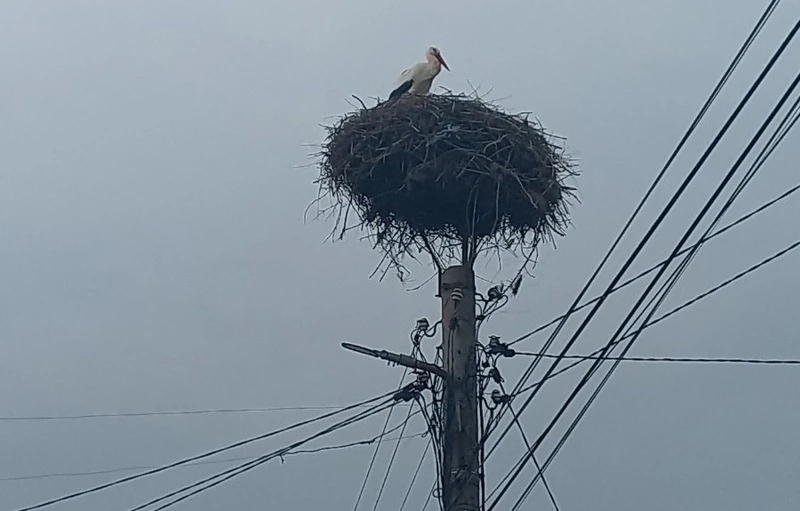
[427,46,450,71]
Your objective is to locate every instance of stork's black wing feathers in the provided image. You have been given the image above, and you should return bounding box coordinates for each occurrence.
[389,79,414,100]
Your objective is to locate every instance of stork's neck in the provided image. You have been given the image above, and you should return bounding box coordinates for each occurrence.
[426,54,441,70]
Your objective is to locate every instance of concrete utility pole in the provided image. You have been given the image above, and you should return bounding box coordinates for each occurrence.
[440,264,480,511]
[340,263,481,511]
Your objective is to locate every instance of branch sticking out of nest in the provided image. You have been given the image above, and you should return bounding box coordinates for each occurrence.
[314,92,578,279]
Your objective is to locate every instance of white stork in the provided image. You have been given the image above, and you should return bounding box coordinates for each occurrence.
[388,46,450,101]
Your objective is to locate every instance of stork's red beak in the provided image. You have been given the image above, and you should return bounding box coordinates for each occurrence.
[438,54,450,71]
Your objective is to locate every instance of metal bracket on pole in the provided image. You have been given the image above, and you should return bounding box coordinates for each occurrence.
[341,342,447,379]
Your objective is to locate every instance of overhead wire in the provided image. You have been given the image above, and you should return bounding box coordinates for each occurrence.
[484,170,798,461]
[506,181,800,348]
[371,401,416,511]
[0,405,386,423]
[504,87,800,386]
[125,398,399,511]
[416,395,444,511]
[482,176,800,457]
[509,82,800,361]
[480,0,785,461]
[483,12,799,479]
[490,26,800,510]
[611,65,800,382]
[498,383,560,511]
[476,346,560,509]
[498,236,800,511]
[14,389,399,511]
[481,91,800,510]
[1,430,428,484]
[500,90,800,409]
[420,481,436,511]
[508,234,800,401]
[491,0,784,427]
[505,158,800,511]
[515,353,800,365]
[501,64,800,511]
[352,370,408,511]
[398,438,432,511]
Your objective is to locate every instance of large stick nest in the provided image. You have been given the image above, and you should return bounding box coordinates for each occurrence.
[315,92,577,276]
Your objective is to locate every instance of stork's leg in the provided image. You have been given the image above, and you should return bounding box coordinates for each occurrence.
[389,79,414,100]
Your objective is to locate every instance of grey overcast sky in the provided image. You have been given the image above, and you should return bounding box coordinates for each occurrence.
[1,1,799,510]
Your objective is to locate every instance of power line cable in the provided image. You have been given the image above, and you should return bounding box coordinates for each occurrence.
[0,430,427,484]
[483,179,800,457]
[352,370,408,511]
[499,383,560,511]
[494,235,800,511]
[620,68,800,384]
[371,400,415,511]
[481,0,786,460]
[488,161,799,451]
[420,482,436,511]
[127,399,398,511]
[504,91,800,405]
[507,239,800,510]
[484,12,799,475]
[510,93,800,367]
[494,0,783,420]
[516,352,800,365]
[492,55,800,511]
[503,65,800,511]
[14,389,398,511]
[398,438,432,511]
[482,98,800,490]
[506,181,800,347]
[0,406,380,422]
[509,235,800,400]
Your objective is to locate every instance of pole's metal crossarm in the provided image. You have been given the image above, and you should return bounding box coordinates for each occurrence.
[341,342,447,379]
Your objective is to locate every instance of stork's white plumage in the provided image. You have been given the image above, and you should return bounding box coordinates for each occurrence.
[389,46,450,100]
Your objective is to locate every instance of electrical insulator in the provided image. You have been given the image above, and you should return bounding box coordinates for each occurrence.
[490,389,511,405]
[394,384,419,402]
[414,371,430,389]
[416,318,430,331]
[451,287,463,306]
